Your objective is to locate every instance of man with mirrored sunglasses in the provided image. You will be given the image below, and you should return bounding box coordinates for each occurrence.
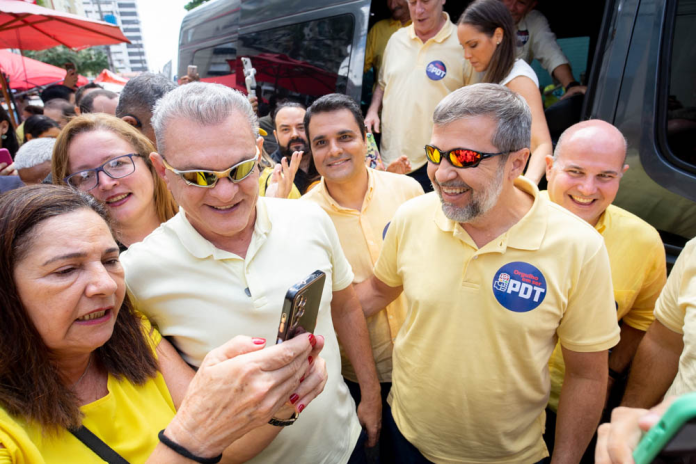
[120,82,381,464]
[356,83,620,463]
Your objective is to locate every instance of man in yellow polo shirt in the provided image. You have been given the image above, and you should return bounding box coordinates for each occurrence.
[621,237,696,408]
[365,0,475,193]
[357,84,620,462]
[302,93,423,462]
[542,119,667,455]
[364,0,411,76]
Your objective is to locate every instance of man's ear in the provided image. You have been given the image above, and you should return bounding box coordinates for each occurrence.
[122,115,140,129]
[74,106,81,116]
[508,148,529,179]
[149,152,169,184]
[622,164,629,174]
[545,154,555,178]
[256,136,264,156]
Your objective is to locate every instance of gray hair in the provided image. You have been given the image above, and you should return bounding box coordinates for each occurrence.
[152,82,259,155]
[115,72,176,119]
[13,138,56,170]
[433,83,531,154]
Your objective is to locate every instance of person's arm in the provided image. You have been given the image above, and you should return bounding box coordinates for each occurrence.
[552,348,609,464]
[365,84,384,134]
[552,64,587,99]
[331,285,382,447]
[621,320,683,408]
[506,76,553,184]
[145,334,321,463]
[607,324,646,396]
[354,275,403,318]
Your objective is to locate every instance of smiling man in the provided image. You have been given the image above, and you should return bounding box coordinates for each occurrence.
[301,93,423,462]
[357,84,620,462]
[543,120,667,454]
[120,83,382,463]
[365,0,475,192]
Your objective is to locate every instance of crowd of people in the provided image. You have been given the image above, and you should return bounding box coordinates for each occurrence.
[0,0,693,463]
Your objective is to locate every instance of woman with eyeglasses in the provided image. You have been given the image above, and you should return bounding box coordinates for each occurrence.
[457,0,553,185]
[52,113,178,249]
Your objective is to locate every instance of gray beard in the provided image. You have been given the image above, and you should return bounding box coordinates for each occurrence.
[433,168,504,223]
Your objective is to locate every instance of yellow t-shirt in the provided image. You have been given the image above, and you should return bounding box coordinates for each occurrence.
[364,18,411,75]
[302,168,423,382]
[0,318,175,464]
[545,199,666,411]
[258,167,301,199]
[373,177,620,463]
[654,237,696,398]
[379,14,475,170]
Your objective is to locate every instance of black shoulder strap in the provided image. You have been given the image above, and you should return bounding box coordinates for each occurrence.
[69,425,130,464]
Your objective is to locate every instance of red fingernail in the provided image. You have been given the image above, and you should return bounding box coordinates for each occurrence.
[252,338,266,345]
[308,356,313,364]
[300,375,305,383]
[308,334,316,347]
[290,394,299,404]
[298,404,305,413]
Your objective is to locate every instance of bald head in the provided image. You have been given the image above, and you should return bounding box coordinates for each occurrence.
[546,120,629,226]
[554,120,627,167]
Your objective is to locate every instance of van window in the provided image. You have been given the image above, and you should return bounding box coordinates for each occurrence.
[662,0,696,169]
[236,14,355,109]
[192,42,237,78]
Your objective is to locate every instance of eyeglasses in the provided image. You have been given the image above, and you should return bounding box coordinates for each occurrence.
[161,149,259,188]
[65,154,142,191]
[424,145,508,168]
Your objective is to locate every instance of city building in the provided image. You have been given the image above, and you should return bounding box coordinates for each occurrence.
[82,0,149,73]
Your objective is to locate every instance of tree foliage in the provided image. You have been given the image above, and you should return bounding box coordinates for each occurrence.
[24,46,110,76]
[184,0,212,11]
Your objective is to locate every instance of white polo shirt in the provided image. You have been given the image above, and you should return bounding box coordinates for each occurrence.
[121,197,362,464]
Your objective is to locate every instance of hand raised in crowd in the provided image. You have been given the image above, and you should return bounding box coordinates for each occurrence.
[266,150,302,199]
[0,161,17,176]
[365,111,380,134]
[64,68,78,89]
[162,333,327,459]
[561,85,587,100]
[595,397,675,464]
[248,95,259,114]
[179,70,200,85]
[385,155,411,174]
[358,392,382,448]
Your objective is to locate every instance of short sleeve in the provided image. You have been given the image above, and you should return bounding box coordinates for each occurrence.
[622,239,666,331]
[377,37,391,89]
[528,12,569,76]
[364,24,377,73]
[133,310,163,356]
[373,211,403,288]
[557,243,621,352]
[0,409,45,464]
[321,210,354,292]
[654,242,694,334]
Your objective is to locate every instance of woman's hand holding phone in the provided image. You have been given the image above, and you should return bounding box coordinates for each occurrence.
[0,162,17,176]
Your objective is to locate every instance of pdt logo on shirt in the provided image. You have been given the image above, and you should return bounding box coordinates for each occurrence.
[516,30,530,47]
[492,261,547,312]
[426,60,447,81]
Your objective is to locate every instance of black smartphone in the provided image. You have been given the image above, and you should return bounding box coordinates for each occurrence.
[276,271,326,344]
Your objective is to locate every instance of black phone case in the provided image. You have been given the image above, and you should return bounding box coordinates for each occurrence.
[276,270,326,344]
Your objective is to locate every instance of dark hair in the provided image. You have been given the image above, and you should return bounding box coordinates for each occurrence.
[115,73,176,129]
[0,185,159,431]
[75,82,103,106]
[272,100,306,129]
[40,84,75,104]
[459,0,516,84]
[0,106,19,158]
[44,98,77,121]
[304,93,366,143]
[79,89,118,114]
[23,115,60,143]
[23,105,44,116]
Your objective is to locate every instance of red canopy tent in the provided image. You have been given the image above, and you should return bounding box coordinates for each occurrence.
[93,68,128,86]
[0,49,87,91]
[0,0,129,50]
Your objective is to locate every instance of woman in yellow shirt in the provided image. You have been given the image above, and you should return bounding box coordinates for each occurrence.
[0,185,328,463]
